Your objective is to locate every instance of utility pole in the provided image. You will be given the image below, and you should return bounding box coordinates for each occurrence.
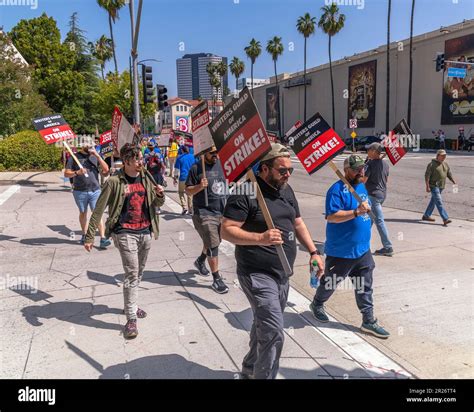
[129,0,143,126]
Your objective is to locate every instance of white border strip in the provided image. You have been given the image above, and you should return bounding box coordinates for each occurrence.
[163,193,412,379]
[0,185,20,207]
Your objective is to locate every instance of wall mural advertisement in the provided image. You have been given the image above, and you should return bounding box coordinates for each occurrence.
[347,60,377,128]
[441,33,474,125]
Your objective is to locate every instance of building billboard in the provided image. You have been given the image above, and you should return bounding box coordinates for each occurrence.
[348,60,377,128]
[266,85,280,134]
[441,33,474,125]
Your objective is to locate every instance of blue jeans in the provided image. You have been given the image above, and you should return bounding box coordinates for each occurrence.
[424,187,449,221]
[72,189,101,213]
[369,195,392,249]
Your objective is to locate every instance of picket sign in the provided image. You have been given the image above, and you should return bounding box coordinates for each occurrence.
[246,169,292,276]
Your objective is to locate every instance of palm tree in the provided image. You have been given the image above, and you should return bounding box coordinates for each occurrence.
[97,0,126,74]
[266,36,284,137]
[297,13,316,122]
[407,0,415,127]
[386,0,392,133]
[206,62,220,118]
[216,60,228,97]
[90,35,113,79]
[229,57,245,94]
[319,3,346,128]
[244,38,262,97]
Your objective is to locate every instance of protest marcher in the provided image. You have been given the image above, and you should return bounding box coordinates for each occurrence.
[168,138,179,176]
[64,140,111,248]
[362,143,393,256]
[173,145,196,215]
[310,154,390,339]
[84,143,165,339]
[185,147,228,293]
[221,143,325,379]
[422,149,456,226]
[458,127,465,151]
[144,141,163,162]
[144,144,166,186]
[439,130,446,150]
[140,137,148,155]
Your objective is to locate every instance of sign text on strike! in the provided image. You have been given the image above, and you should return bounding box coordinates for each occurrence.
[223,128,266,176]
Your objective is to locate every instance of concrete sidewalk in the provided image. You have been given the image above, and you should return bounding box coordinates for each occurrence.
[0,172,411,379]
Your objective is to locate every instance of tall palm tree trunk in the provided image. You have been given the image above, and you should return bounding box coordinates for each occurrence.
[407,0,415,127]
[274,61,282,137]
[109,14,118,73]
[251,63,254,98]
[303,36,307,122]
[101,64,105,80]
[386,0,391,133]
[329,35,335,128]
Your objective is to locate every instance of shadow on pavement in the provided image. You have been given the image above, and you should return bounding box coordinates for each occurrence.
[142,269,210,290]
[21,302,123,331]
[175,290,222,311]
[65,341,236,379]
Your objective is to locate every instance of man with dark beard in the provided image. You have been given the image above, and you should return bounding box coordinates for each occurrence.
[222,143,324,379]
[310,154,390,339]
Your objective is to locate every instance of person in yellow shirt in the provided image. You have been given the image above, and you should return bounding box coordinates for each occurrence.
[168,138,179,176]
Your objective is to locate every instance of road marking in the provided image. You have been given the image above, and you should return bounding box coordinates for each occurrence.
[163,194,412,379]
[0,185,20,206]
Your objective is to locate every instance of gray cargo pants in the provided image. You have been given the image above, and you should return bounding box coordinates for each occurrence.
[238,272,290,379]
[112,232,152,320]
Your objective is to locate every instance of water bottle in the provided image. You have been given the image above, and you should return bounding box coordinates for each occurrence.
[310,260,320,288]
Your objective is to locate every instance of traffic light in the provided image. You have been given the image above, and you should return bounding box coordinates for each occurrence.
[157,84,168,110]
[436,53,445,72]
[142,65,154,104]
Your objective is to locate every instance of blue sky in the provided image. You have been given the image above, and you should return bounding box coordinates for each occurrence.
[1,0,472,96]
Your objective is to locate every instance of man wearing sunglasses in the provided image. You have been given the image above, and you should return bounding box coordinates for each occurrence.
[185,147,229,294]
[221,143,324,379]
[310,154,390,339]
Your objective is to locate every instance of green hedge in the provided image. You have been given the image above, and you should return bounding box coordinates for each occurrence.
[0,130,63,171]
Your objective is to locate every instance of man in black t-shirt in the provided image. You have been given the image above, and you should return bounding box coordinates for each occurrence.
[186,147,228,294]
[221,143,324,379]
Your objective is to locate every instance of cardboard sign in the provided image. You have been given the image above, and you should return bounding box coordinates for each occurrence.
[173,130,193,147]
[288,112,346,175]
[266,130,278,143]
[209,87,271,183]
[156,134,170,147]
[32,114,76,145]
[191,101,214,155]
[99,130,113,158]
[111,106,135,149]
[384,118,411,166]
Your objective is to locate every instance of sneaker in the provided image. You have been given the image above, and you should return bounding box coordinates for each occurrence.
[361,319,390,339]
[422,215,435,222]
[309,302,329,323]
[123,308,147,319]
[194,258,210,276]
[79,235,86,245]
[240,372,254,379]
[99,238,111,249]
[182,209,188,215]
[374,247,394,257]
[443,219,452,226]
[124,319,138,339]
[211,277,229,294]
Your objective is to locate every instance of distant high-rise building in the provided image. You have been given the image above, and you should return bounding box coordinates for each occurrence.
[176,53,228,100]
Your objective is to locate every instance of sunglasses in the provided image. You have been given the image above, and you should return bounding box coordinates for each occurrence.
[271,166,294,176]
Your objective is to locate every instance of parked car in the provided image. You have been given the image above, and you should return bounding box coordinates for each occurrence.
[344,135,383,152]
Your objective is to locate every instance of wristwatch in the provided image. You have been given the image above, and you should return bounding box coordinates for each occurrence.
[310,249,320,257]
[353,209,358,218]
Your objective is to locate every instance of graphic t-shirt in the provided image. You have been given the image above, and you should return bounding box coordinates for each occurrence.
[113,173,151,235]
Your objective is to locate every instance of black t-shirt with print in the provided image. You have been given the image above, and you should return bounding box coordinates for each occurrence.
[66,152,100,192]
[186,159,227,216]
[113,173,151,235]
[223,176,301,281]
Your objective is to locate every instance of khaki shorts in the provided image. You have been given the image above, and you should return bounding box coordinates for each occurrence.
[192,214,222,250]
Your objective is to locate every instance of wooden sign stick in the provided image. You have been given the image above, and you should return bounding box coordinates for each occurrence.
[247,169,292,276]
[201,155,209,207]
[63,141,89,178]
[328,160,375,220]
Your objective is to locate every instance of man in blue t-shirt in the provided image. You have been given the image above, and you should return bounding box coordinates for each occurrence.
[310,155,390,339]
[173,146,197,214]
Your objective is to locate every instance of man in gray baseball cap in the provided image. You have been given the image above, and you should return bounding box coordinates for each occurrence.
[362,142,393,256]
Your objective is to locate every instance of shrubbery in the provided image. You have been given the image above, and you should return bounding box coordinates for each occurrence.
[0,130,63,171]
